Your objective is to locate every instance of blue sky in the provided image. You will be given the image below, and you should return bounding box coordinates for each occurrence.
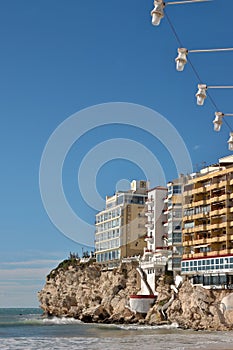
[1,0,233,307]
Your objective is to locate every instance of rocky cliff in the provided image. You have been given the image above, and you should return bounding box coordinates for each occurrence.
[38,259,233,330]
[146,278,233,331]
[38,259,143,324]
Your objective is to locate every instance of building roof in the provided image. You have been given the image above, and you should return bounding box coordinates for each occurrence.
[219,154,233,166]
[147,186,167,192]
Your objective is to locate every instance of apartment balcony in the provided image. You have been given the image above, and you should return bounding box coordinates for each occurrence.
[210,194,227,204]
[210,208,227,217]
[146,199,154,206]
[195,212,210,220]
[144,235,154,243]
[183,240,193,247]
[182,253,192,259]
[230,193,233,200]
[183,227,195,235]
[206,236,227,244]
[144,248,153,255]
[219,249,233,255]
[193,199,210,206]
[183,251,214,259]
[193,224,211,233]
[209,180,228,191]
[210,222,227,230]
[190,187,205,195]
[145,223,154,230]
[183,201,196,209]
[145,210,154,218]
[192,238,207,245]
[185,249,233,260]
[192,252,206,258]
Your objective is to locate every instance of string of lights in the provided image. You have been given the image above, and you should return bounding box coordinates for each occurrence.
[150,0,233,149]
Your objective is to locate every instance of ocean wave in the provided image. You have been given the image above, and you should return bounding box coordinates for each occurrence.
[0,315,82,327]
[41,316,83,325]
[115,322,180,330]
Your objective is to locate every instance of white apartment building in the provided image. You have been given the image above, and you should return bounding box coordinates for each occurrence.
[139,186,169,294]
[95,180,149,265]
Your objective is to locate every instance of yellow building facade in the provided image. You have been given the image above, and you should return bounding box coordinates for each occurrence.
[182,160,233,288]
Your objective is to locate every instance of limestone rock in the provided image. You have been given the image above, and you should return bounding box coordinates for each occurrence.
[38,259,233,330]
[38,260,140,323]
[166,281,232,331]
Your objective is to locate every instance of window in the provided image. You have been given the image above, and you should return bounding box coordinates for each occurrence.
[184,221,194,229]
[173,209,182,218]
[219,275,227,285]
[173,185,182,194]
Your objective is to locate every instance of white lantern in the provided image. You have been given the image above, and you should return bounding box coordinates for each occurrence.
[213,112,223,132]
[175,48,188,72]
[151,1,164,26]
[196,84,207,106]
[228,132,233,151]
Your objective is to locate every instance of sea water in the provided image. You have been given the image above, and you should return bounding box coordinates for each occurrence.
[0,308,233,350]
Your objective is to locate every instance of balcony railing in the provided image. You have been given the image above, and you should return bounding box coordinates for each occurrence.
[144,235,154,243]
[145,223,154,230]
[210,208,227,217]
[146,199,154,206]
[144,248,153,255]
[208,181,227,191]
[210,194,227,203]
[145,210,154,217]
[183,249,233,260]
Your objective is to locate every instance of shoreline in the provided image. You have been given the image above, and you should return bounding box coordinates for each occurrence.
[38,261,233,332]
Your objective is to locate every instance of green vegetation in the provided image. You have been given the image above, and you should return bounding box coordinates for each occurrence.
[46,251,95,280]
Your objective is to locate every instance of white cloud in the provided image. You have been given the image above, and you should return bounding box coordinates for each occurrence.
[0,259,60,307]
[0,259,60,268]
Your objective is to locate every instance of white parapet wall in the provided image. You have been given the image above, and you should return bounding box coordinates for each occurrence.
[129,295,157,314]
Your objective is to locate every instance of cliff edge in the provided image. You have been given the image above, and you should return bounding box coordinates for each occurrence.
[38,259,143,324]
[38,259,233,330]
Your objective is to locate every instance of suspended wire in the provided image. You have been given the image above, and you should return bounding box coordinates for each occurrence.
[164,9,232,132]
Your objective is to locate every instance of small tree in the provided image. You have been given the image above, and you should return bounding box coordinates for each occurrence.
[82,250,90,258]
[69,252,79,260]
